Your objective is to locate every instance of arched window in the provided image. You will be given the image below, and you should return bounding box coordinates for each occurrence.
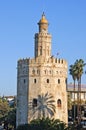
[57,99,61,107]
[34,79,36,83]
[58,79,60,84]
[47,79,49,83]
[33,98,37,107]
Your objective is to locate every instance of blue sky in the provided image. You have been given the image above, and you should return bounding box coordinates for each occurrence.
[0,0,86,96]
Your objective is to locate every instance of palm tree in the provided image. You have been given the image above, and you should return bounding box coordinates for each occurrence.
[74,59,86,124]
[69,59,86,124]
[29,92,56,120]
[69,64,77,122]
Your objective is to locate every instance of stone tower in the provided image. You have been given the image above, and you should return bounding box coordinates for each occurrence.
[16,13,68,127]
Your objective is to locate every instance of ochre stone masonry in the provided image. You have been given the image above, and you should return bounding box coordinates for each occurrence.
[16,13,68,127]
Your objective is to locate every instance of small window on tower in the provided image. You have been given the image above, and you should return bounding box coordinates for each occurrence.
[58,59,60,63]
[57,99,61,107]
[40,46,42,55]
[56,71,58,74]
[34,79,36,83]
[47,79,49,83]
[49,70,51,74]
[58,79,60,84]
[33,98,37,107]
[37,70,40,75]
[44,70,46,74]
[32,69,35,74]
[40,50,42,55]
[24,79,26,84]
[65,78,67,84]
[62,60,63,63]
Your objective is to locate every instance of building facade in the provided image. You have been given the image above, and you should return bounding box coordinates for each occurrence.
[16,13,68,127]
[67,84,86,102]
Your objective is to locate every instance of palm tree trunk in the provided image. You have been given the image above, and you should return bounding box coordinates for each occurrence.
[43,109,45,118]
[77,77,81,125]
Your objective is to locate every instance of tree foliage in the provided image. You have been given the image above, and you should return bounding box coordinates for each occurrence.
[0,97,16,129]
[5,108,16,129]
[16,118,69,130]
[0,97,10,122]
[69,59,85,84]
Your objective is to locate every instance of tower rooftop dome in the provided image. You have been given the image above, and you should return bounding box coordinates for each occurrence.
[39,12,48,24]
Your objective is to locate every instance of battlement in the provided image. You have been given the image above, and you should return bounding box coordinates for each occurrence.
[18,57,67,66]
[29,57,67,65]
[18,58,30,65]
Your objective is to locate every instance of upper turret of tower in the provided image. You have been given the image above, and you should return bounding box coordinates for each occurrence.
[38,13,49,33]
[35,13,51,59]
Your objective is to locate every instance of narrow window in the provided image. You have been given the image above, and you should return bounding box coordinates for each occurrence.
[40,46,42,55]
[65,78,67,90]
[33,98,37,107]
[57,99,61,107]
[60,71,62,74]
[37,70,40,75]
[55,59,57,63]
[37,70,39,74]
[62,60,63,63]
[58,79,60,84]
[65,78,67,84]
[49,70,51,74]
[56,71,58,74]
[24,79,26,84]
[34,79,36,83]
[47,79,49,83]
[32,69,35,74]
[40,50,42,55]
[44,70,46,74]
